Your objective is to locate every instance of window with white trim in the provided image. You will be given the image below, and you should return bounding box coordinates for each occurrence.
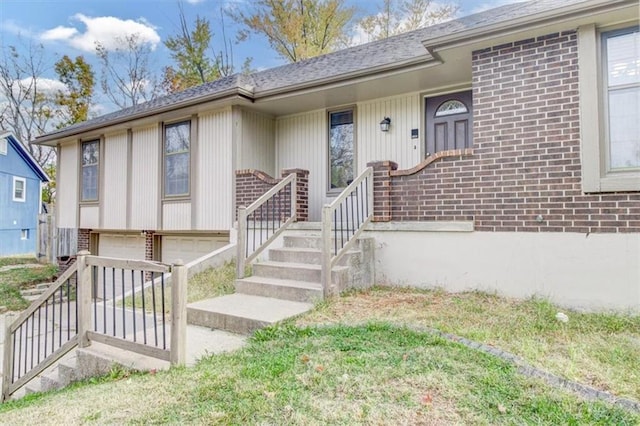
[13,177,26,202]
[81,140,99,201]
[578,24,640,192]
[164,121,191,197]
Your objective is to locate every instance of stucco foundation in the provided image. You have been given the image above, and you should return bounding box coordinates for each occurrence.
[367,223,640,312]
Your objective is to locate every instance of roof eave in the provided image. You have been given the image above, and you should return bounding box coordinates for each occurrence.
[422,0,637,52]
[35,87,255,145]
[2,133,50,182]
[253,54,436,100]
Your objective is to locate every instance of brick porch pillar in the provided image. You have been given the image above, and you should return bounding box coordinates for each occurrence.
[367,161,397,222]
[282,168,309,222]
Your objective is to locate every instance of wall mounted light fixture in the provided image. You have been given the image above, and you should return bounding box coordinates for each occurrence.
[379,117,391,132]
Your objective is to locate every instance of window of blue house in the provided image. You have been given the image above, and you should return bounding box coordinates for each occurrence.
[81,140,99,202]
[13,177,26,202]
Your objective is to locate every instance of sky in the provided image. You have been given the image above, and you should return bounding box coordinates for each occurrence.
[0,0,524,112]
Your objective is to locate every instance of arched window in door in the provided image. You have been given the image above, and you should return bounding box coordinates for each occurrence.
[425,91,473,155]
[434,100,468,117]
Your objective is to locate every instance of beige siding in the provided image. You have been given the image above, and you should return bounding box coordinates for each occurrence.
[102,132,128,229]
[98,234,145,259]
[130,126,159,230]
[239,109,275,175]
[57,143,78,228]
[79,205,99,228]
[357,93,421,170]
[161,235,228,264]
[163,202,191,230]
[276,110,328,221]
[196,109,233,230]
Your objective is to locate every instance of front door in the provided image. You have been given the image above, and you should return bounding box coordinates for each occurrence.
[425,91,473,156]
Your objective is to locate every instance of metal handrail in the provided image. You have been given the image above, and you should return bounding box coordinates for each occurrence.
[320,167,374,297]
[236,172,297,278]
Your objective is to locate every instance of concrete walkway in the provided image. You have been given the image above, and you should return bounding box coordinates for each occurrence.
[0,309,246,397]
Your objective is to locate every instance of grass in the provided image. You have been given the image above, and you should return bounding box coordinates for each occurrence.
[1,322,638,424]
[1,286,638,424]
[0,257,58,311]
[297,287,640,401]
[125,261,236,312]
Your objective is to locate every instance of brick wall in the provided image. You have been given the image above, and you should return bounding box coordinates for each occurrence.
[77,228,91,252]
[235,168,309,222]
[372,31,639,233]
[144,231,154,261]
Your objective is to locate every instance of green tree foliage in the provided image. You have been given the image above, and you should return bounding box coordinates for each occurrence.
[53,55,94,128]
[164,5,251,93]
[163,7,221,92]
[357,0,458,42]
[232,0,356,63]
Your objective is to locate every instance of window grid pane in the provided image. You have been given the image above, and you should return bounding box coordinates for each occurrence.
[329,110,354,190]
[164,121,190,196]
[14,180,24,200]
[605,28,640,170]
[81,140,99,201]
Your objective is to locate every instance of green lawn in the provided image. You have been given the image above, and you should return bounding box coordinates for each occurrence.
[1,285,638,424]
[0,257,58,311]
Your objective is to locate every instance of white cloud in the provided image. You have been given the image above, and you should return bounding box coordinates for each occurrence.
[11,77,67,97]
[185,0,205,4]
[0,19,34,38]
[41,26,78,41]
[39,14,161,53]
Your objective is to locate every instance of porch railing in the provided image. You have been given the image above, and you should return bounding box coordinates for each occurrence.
[321,167,373,296]
[236,172,297,278]
[81,255,186,364]
[2,264,79,401]
[2,252,187,402]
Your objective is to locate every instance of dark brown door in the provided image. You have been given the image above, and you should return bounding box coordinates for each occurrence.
[425,91,472,156]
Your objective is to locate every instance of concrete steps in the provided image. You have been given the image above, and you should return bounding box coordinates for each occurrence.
[235,276,323,303]
[19,325,247,398]
[20,282,54,302]
[186,228,375,336]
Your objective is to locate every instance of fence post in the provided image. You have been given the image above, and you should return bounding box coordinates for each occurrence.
[236,207,247,279]
[170,260,187,366]
[76,250,92,348]
[320,205,333,298]
[1,313,15,402]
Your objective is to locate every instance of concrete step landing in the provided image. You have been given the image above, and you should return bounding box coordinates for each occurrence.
[187,294,313,335]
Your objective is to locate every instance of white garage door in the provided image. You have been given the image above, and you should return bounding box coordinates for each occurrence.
[161,236,227,265]
[96,234,146,300]
[99,234,146,260]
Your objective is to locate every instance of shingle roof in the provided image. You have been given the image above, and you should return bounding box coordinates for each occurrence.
[35,0,606,142]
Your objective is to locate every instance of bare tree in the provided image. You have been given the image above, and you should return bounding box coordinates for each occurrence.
[96,33,161,109]
[0,39,56,166]
[357,0,458,43]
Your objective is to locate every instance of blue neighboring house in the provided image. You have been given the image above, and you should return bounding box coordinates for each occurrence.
[0,132,49,256]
